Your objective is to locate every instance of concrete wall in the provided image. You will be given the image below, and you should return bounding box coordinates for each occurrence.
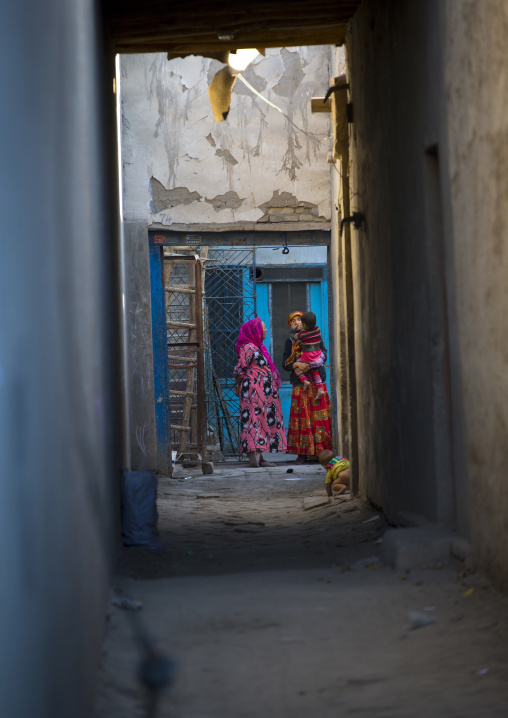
[443,0,508,587]
[120,48,332,231]
[0,2,121,716]
[346,0,456,525]
[329,51,348,460]
[124,222,158,471]
[329,47,360,478]
[346,0,508,587]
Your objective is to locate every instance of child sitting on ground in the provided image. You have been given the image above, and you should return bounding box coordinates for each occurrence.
[293,311,325,399]
[318,449,351,496]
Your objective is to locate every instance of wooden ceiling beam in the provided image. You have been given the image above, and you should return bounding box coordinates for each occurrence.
[110,25,349,43]
[103,0,360,51]
[110,18,352,34]
[115,36,347,55]
[108,7,356,24]
[105,0,359,12]
[113,29,348,54]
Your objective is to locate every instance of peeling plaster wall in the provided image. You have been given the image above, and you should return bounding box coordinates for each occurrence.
[121,48,332,229]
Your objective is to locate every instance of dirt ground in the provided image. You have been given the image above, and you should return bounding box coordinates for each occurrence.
[93,459,508,718]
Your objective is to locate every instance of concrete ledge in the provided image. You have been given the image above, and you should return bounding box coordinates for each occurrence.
[148,221,332,233]
[381,527,456,571]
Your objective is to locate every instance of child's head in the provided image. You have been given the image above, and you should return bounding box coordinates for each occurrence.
[301,311,317,330]
[318,449,335,467]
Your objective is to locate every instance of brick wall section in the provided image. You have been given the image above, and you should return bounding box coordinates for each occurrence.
[256,190,328,224]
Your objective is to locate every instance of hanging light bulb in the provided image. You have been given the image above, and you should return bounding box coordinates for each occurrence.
[227,48,259,73]
[209,48,262,121]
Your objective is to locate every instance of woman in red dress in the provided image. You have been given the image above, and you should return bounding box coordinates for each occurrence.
[282,311,333,464]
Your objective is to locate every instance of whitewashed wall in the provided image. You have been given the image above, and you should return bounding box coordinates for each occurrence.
[121,48,332,230]
[256,246,327,265]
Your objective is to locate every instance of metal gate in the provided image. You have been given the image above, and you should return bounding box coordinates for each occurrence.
[203,247,256,458]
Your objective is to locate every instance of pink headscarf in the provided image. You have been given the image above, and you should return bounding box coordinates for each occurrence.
[236,317,281,386]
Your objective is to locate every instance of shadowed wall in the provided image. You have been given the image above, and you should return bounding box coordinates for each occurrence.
[0,1,122,715]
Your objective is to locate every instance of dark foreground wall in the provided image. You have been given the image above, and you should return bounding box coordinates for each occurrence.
[0,1,121,715]
[347,0,456,526]
[443,1,508,588]
[347,0,508,588]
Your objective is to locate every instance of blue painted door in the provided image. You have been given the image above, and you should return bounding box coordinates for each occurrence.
[257,277,329,430]
[309,279,330,385]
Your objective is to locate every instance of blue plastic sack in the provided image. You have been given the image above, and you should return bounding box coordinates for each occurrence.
[121,471,167,552]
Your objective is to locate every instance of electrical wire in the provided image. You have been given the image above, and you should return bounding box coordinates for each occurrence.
[237,74,327,143]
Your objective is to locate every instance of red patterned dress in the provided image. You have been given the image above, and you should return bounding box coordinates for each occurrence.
[283,336,333,456]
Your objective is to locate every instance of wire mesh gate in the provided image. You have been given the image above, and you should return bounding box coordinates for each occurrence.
[203,247,256,459]
[164,247,256,460]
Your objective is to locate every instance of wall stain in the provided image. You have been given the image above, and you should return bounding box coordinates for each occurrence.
[271,48,321,179]
[272,49,306,98]
[279,122,303,181]
[213,122,236,185]
[215,149,238,165]
[152,180,246,213]
[233,65,268,96]
[258,190,315,211]
[148,57,180,187]
[148,56,208,188]
[206,191,245,211]
[256,190,325,223]
[149,177,201,214]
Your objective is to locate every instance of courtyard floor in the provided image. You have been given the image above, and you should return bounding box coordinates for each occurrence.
[92,458,508,718]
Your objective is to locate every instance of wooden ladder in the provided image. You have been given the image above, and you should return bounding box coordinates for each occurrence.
[163,249,212,474]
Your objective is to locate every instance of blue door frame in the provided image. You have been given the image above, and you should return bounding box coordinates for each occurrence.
[149,245,171,475]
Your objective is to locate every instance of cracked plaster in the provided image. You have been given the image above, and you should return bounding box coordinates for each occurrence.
[215,149,238,165]
[121,47,332,226]
[206,190,244,211]
[273,49,306,98]
[148,178,202,214]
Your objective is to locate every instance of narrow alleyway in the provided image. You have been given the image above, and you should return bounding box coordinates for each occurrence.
[93,461,508,718]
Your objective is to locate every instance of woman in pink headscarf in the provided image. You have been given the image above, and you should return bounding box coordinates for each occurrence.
[234,317,287,467]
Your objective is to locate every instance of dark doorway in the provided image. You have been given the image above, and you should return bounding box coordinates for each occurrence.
[271,281,308,375]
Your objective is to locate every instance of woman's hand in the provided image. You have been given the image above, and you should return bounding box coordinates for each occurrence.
[293,361,310,376]
[234,377,241,396]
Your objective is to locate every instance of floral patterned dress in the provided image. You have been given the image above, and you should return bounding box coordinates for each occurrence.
[234,342,287,454]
